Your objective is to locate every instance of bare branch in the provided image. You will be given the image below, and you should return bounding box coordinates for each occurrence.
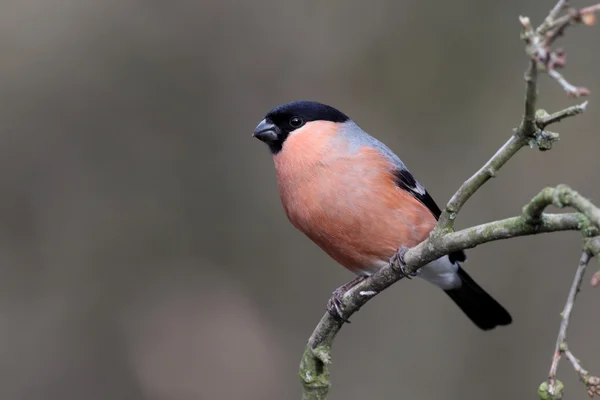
[548,69,591,97]
[537,0,569,35]
[537,101,588,128]
[299,2,597,398]
[548,3,600,34]
[564,348,588,377]
[524,60,540,127]
[301,185,598,398]
[525,1,600,96]
[436,134,528,231]
[436,59,544,232]
[547,252,591,397]
[563,349,600,398]
[539,250,600,399]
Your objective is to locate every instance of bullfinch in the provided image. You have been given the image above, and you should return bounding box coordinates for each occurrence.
[253,101,512,330]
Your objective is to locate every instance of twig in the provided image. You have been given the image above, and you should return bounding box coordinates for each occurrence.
[537,0,569,35]
[537,101,588,128]
[524,60,540,128]
[548,69,591,97]
[526,1,600,96]
[545,10,578,48]
[548,3,600,34]
[435,60,540,232]
[539,249,600,400]
[563,349,600,398]
[547,252,591,397]
[564,348,588,376]
[435,135,527,231]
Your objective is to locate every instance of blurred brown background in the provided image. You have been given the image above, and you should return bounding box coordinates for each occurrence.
[0,0,599,399]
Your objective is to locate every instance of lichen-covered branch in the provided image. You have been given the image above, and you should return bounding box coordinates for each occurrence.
[301,186,599,399]
[404,210,588,267]
[299,1,599,399]
[523,185,600,228]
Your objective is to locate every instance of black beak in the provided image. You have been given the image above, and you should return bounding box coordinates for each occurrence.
[253,119,279,142]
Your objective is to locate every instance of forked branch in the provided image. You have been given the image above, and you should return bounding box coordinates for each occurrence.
[539,251,600,400]
[300,2,600,399]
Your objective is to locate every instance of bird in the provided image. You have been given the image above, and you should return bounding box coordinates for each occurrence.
[253,100,512,330]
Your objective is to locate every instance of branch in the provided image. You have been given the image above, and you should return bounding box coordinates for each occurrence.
[301,191,597,398]
[537,0,568,35]
[436,59,540,231]
[548,252,590,397]
[523,185,600,228]
[435,134,526,232]
[537,101,588,128]
[299,1,599,398]
[564,349,600,398]
[547,4,600,35]
[527,1,600,96]
[436,55,586,231]
[548,70,591,98]
[539,252,600,400]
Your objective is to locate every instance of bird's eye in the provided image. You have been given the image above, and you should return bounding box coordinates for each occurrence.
[289,116,304,128]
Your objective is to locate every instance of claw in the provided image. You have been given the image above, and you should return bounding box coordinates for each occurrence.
[390,246,416,279]
[327,291,351,323]
[326,276,367,323]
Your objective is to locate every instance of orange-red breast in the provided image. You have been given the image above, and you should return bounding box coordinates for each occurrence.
[254,101,511,330]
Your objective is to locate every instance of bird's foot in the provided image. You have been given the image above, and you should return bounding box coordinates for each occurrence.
[390,246,416,279]
[327,290,350,323]
[326,276,367,323]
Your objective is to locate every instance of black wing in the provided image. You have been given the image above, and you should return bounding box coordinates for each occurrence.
[393,168,466,264]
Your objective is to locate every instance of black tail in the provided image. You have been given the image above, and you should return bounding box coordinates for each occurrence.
[444,267,512,330]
